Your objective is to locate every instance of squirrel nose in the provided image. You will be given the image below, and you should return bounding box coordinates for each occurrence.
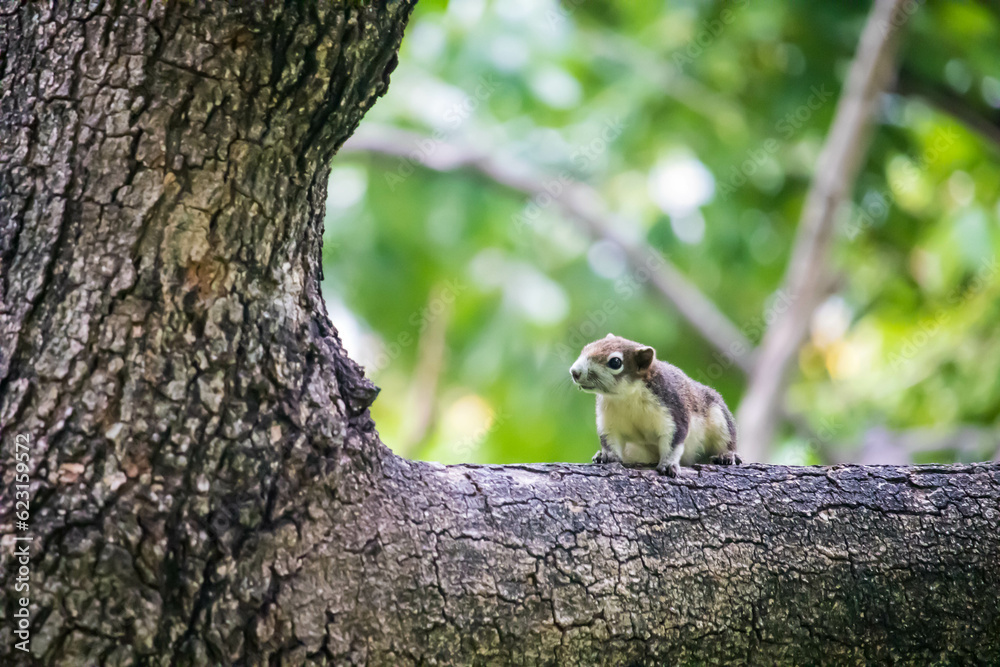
[571,368,581,381]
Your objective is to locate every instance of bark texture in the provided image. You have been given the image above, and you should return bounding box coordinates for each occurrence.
[318,460,1000,665]
[0,0,412,663]
[1,1,999,666]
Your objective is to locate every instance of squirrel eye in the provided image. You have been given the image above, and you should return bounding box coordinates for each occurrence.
[608,357,623,370]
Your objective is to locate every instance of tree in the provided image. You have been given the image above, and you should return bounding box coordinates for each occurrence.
[1,1,998,665]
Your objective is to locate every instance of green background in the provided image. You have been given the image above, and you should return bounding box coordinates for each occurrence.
[322,0,1000,466]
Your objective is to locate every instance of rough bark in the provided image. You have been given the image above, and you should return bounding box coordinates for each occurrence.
[309,461,1000,665]
[1,1,999,666]
[0,0,412,663]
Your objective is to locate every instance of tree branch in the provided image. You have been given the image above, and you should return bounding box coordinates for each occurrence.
[895,68,1000,150]
[295,457,1000,663]
[854,424,1000,465]
[736,0,909,462]
[400,283,453,454]
[340,127,756,372]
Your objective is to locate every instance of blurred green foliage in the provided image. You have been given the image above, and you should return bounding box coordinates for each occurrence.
[322,0,1000,465]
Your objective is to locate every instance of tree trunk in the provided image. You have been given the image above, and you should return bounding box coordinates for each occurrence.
[0,1,411,663]
[1,2,998,666]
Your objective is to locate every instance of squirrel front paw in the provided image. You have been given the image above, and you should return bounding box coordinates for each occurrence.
[656,462,680,478]
[712,452,743,466]
[592,450,610,464]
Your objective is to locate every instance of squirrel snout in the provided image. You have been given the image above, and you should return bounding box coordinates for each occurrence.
[571,368,581,381]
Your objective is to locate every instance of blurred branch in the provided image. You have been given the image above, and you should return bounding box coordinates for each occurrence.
[736,0,909,463]
[341,127,755,372]
[895,68,1000,150]
[856,425,1000,466]
[789,413,1000,465]
[585,29,746,123]
[400,284,452,455]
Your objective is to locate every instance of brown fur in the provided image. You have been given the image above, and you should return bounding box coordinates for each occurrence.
[571,334,741,476]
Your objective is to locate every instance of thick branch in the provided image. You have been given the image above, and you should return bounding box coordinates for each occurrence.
[292,458,1000,664]
[341,127,755,372]
[737,0,909,461]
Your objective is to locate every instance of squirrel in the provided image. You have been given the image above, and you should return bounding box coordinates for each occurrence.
[569,334,741,477]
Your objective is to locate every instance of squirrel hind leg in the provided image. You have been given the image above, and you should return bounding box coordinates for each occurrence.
[707,404,742,466]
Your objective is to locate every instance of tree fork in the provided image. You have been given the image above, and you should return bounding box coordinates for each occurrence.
[0,1,998,665]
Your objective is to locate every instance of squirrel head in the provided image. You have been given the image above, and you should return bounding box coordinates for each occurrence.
[569,334,656,395]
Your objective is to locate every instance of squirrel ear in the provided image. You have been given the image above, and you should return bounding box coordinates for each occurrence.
[606,333,614,339]
[635,347,655,370]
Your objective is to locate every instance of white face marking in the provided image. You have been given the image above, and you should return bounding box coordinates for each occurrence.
[569,354,600,393]
[570,351,626,395]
